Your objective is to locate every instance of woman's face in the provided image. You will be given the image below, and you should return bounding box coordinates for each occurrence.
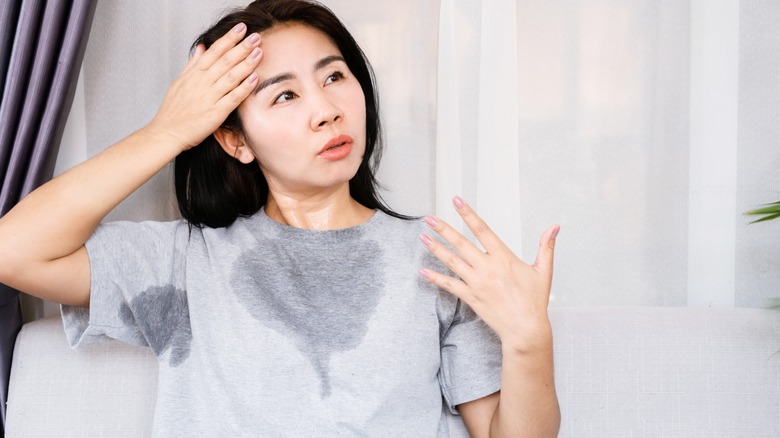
[237,23,367,196]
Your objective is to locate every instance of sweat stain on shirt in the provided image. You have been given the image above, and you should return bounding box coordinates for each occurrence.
[119,286,192,367]
[231,235,385,397]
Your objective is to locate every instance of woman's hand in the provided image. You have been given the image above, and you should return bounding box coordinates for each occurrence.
[146,22,263,152]
[419,196,560,354]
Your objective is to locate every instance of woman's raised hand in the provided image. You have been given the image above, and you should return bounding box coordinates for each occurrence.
[147,23,262,152]
[419,196,560,354]
[0,24,264,307]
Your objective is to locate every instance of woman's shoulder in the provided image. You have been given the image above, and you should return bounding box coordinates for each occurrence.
[86,218,195,264]
[371,210,424,235]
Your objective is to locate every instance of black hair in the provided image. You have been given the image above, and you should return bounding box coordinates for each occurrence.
[175,0,412,228]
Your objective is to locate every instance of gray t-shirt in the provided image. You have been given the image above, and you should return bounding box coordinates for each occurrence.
[62,209,502,437]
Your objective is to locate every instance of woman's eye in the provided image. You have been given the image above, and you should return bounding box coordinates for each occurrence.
[325,71,344,85]
[274,91,295,104]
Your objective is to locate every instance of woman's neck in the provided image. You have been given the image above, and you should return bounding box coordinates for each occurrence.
[263,184,374,230]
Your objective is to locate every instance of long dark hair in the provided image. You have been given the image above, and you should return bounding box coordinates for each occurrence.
[175,0,411,228]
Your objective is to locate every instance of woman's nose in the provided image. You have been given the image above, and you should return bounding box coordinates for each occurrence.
[311,92,343,130]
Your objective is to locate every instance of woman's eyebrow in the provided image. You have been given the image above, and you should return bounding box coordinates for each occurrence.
[314,55,345,71]
[254,73,294,95]
[253,55,346,95]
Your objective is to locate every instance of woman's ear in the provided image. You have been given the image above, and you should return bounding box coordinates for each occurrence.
[213,129,256,164]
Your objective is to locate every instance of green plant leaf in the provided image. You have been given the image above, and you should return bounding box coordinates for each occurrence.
[747,204,780,215]
[746,201,780,223]
[750,213,780,224]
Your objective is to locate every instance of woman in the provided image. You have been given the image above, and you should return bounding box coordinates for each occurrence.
[0,0,560,436]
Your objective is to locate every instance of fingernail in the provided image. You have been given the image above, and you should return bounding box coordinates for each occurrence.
[551,226,560,239]
[419,268,431,280]
[419,233,433,247]
[233,23,246,34]
[452,196,465,210]
[424,215,439,228]
[248,33,260,44]
[250,47,261,59]
[247,72,258,84]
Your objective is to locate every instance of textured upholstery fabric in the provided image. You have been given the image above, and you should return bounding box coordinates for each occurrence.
[6,307,780,437]
[552,307,780,437]
[7,317,157,437]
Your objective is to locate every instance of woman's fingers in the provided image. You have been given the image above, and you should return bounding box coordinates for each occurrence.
[419,232,477,284]
[183,23,262,94]
[183,44,205,72]
[201,30,262,108]
[533,224,559,275]
[200,30,262,85]
[194,22,249,70]
[423,215,485,268]
[216,65,259,109]
[451,196,510,256]
[213,46,262,103]
[419,267,470,302]
[152,24,263,149]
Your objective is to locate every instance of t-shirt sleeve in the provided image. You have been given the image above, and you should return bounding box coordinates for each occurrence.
[438,294,503,414]
[61,220,191,351]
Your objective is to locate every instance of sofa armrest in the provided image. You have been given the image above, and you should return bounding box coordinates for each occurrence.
[6,316,157,437]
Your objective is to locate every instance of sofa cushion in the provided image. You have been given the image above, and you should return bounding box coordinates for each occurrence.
[551,306,780,437]
[5,307,780,437]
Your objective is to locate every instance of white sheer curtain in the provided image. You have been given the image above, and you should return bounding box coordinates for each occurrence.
[43,0,780,317]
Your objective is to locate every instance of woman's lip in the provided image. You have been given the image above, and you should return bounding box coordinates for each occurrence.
[319,134,353,155]
[318,142,352,161]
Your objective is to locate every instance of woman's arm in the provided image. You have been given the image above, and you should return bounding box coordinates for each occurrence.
[0,23,263,307]
[457,346,560,438]
[419,196,561,437]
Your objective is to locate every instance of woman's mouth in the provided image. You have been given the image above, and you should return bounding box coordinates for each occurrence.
[318,135,353,161]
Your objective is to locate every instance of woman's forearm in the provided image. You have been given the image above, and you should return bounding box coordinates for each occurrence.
[0,126,182,302]
[1,126,181,258]
[490,326,561,438]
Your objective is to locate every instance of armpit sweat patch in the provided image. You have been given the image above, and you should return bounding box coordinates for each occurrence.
[119,286,192,366]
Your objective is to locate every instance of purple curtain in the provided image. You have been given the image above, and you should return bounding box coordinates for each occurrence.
[0,0,96,434]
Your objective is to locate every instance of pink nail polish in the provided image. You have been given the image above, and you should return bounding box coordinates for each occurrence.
[419,268,431,279]
[452,196,465,210]
[419,233,433,246]
[248,33,260,44]
[424,215,439,228]
[551,226,560,239]
[233,23,246,34]
[247,72,258,84]
[250,47,261,59]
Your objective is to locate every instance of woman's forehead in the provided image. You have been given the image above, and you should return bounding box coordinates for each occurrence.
[260,22,340,56]
[253,23,344,79]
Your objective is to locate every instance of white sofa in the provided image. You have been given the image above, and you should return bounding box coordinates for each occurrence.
[6,307,780,437]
